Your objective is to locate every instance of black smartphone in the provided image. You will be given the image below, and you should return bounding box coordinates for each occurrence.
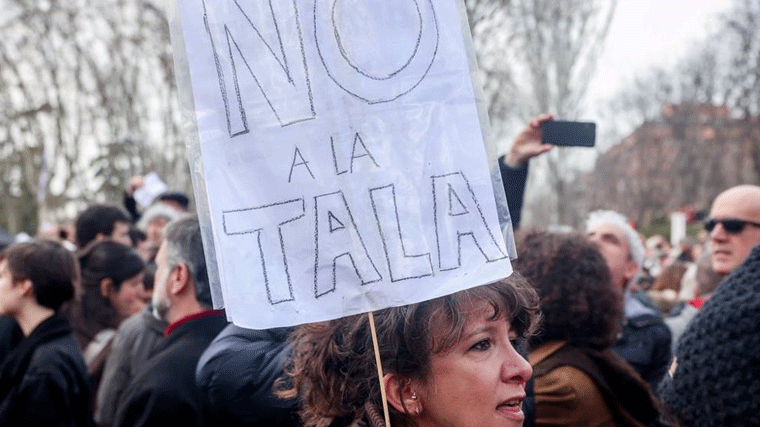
[541,121,596,147]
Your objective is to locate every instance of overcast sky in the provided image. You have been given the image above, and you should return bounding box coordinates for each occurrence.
[588,0,731,105]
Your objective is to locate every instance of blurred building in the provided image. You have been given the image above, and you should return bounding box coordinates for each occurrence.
[586,103,760,226]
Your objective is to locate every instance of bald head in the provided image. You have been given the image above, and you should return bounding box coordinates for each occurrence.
[709,185,760,275]
[712,185,760,216]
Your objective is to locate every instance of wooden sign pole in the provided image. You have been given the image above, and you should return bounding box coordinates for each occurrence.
[368,312,392,427]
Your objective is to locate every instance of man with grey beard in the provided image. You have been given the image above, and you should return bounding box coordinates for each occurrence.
[114,216,227,427]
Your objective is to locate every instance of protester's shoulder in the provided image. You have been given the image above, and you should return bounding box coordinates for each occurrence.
[118,334,206,425]
[203,324,291,354]
[28,333,86,374]
[124,348,189,402]
[620,312,671,351]
[197,324,293,383]
[661,247,760,426]
[0,318,23,361]
[644,318,671,343]
[680,248,760,347]
[533,364,614,426]
[145,324,217,377]
[22,335,89,397]
[117,308,165,339]
[532,344,601,398]
[0,316,21,340]
[628,313,667,329]
[116,374,200,427]
[535,363,601,396]
[623,298,669,344]
[117,310,149,337]
[625,292,664,324]
[676,252,760,361]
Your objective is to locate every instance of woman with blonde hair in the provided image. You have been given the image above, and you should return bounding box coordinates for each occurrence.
[279,275,540,427]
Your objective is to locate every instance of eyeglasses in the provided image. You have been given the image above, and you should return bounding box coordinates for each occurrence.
[704,218,760,234]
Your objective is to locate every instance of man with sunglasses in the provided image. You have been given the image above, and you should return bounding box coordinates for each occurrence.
[659,185,760,426]
[706,185,760,276]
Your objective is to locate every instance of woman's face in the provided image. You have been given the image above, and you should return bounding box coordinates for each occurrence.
[109,272,148,322]
[415,300,532,427]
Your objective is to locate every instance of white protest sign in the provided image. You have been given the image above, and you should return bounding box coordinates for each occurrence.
[133,172,168,208]
[172,0,512,329]
[670,212,687,247]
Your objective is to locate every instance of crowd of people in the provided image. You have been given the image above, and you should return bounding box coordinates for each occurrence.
[0,115,758,427]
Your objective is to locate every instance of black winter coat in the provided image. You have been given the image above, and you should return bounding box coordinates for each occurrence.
[0,313,93,427]
[612,312,672,391]
[113,311,228,427]
[0,316,22,364]
[195,324,299,426]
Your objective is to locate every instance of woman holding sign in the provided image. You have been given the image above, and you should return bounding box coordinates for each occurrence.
[279,276,539,427]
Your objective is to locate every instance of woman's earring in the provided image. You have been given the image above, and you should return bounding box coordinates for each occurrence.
[410,391,421,416]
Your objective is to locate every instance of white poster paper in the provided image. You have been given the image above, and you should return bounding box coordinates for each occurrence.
[133,172,168,208]
[174,0,512,329]
[670,212,687,247]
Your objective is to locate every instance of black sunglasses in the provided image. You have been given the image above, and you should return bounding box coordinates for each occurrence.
[704,218,760,234]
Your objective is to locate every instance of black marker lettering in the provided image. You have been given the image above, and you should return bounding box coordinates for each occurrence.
[313,0,440,103]
[349,133,380,173]
[369,184,433,282]
[431,172,507,271]
[288,146,315,182]
[313,191,382,298]
[203,0,315,135]
[330,136,348,176]
[222,199,306,305]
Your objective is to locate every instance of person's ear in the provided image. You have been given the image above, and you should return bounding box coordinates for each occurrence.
[384,374,423,417]
[624,259,638,284]
[168,263,190,296]
[17,278,34,297]
[99,278,114,299]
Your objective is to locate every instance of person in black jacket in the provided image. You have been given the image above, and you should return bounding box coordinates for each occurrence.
[114,216,228,427]
[196,324,299,427]
[0,316,22,365]
[0,239,93,427]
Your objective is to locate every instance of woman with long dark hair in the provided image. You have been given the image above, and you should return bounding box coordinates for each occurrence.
[69,240,147,395]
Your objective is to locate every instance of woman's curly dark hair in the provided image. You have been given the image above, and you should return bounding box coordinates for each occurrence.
[513,230,623,350]
[278,275,540,427]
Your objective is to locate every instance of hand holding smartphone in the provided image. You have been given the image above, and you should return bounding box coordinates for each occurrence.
[541,121,596,147]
